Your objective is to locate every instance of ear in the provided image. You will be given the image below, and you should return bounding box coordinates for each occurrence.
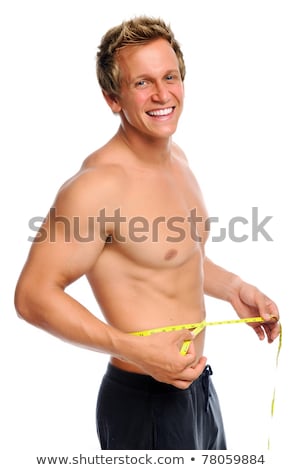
[102,90,122,113]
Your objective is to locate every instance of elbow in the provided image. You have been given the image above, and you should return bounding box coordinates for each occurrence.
[14,280,41,326]
[14,284,31,322]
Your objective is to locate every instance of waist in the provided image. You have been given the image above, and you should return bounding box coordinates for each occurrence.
[104,362,212,391]
[111,325,205,374]
[110,357,147,374]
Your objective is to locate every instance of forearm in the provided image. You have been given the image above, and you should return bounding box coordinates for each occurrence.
[203,256,243,302]
[15,281,207,385]
[15,281,138,361]
[203,256,280,337]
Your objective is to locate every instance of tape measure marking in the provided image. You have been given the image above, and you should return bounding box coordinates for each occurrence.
[131,316,264,355]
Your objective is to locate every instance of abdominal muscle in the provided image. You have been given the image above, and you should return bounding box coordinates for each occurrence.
[88,246,206,375]
[109,286,206,374]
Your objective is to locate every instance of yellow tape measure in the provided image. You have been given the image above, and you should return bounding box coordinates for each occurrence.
[131,316,276,355]
[131,315,282,449]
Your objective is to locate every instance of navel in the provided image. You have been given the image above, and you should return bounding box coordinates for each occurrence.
[164,249,178,261]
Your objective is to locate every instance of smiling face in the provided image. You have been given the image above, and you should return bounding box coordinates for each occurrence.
[105,38,184,142]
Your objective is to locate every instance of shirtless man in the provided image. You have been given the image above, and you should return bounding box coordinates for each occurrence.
[14,16,280,450]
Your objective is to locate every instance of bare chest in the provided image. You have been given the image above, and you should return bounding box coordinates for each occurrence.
[103,171,208,268]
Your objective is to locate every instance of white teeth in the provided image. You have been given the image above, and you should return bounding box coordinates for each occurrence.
[148,107,173,116]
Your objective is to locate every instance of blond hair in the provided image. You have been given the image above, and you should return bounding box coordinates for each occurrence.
[96,16,186,97]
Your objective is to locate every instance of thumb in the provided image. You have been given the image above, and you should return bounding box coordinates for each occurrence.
[258,297,279,322]
[176,329,195,356]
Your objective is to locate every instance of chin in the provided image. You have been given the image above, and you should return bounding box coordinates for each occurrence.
[150,123,179,139]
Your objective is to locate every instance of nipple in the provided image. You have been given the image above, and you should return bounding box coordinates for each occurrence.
[164,249,178,261]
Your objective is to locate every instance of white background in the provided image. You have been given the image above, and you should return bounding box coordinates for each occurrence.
[1,0,301,467]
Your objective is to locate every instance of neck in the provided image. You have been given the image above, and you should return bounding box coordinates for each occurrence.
[116,125,173,166]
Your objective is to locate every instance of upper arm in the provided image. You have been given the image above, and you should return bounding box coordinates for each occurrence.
[19,167,121,290]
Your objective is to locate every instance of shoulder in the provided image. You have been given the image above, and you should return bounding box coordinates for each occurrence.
[53,147,128,216]
[172,141,189,165]
[172,141,204,194]
[172,142,198,180]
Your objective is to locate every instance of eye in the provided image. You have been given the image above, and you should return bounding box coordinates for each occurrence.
[135,79,148,88]
[165,73,179,83]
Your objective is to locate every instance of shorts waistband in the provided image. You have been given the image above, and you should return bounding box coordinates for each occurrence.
[104,363,213,394]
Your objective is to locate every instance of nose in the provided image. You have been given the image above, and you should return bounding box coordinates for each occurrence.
[152,81,169,103]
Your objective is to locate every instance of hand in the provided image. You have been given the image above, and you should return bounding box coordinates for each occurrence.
[133,329,207,389]
[230,281,280,343]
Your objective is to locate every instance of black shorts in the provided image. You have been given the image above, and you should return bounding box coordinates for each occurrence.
[96,363,227,450]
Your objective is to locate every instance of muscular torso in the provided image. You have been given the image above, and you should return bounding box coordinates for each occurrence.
[84,139,209,373]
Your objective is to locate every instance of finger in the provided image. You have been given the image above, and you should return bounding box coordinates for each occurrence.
[176,330,195,356]
[253,321,278,342]
[176,329,195,344]
[172,379,194,390]
[181,356,207,380]
[190,355,207,372]
[253,324,266,341]
[270,321,281,341]
[258,297,280,322]
[263,321,281,343]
